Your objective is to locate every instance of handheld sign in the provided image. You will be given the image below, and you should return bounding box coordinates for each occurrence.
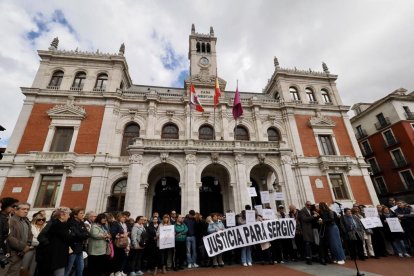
[372,217,383,227]
[360,218,375,229]
[246,210,256,224]
[226,213,235,227]
[330,204,342,214]
[254,205,263,216]
[159,225,175,249]
[274,192,286,201]
[262,209,275,220]
[387,217,404,232]
[260,191,270,203]
[390,206,398,212]
[247,187,257,197]
[364,208,379,218]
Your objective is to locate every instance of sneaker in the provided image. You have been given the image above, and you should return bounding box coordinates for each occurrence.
[128,273,135,276]
[193,263,199,268]
[136,271,144,276]
[114,273,122,276]
[273,261,278,264]
[110,274,115,276]
[278,261,285,264]
[248,262,252,266]
[398,253,403,258]
[243,263,248,266]
[333,260,338,264]
[337,260,345,265]
[404,253,411,258]
[188,264,192,269]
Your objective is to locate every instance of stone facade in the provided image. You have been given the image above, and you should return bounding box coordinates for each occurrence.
[0,26,379,217]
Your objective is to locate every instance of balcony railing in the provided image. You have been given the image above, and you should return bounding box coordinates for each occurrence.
[382,136,400,148]
[390,156,411,169]
[46,85,60,90]
[370,164,382,175]
[292,100,302,104]
[309,100,318,104]
[324,102,333,106]
[93,88,105,92]
[70,87,83,91]
[355,130,368,140]
[361,146,374,156]
[396,181,414,192]
[404,111,414,120]
[374,117,391,130]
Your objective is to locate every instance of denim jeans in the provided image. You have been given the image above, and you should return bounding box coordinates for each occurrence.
[65,252,84,276]
[392,240,407,254]
[241,246,252,264]
[186,236,197,265]
[326,225,345,261]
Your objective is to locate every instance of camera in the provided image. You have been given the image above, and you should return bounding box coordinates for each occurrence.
[0,248,10,268]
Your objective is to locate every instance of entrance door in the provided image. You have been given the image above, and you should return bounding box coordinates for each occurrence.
[200,177,223,217]
[250,178,262,206]
[152,177,181,217]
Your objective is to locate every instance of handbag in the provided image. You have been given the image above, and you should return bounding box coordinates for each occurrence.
[114,236,128,249]
[106,241,112,256]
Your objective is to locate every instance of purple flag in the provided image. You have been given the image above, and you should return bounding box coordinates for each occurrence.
[233,85,243,120]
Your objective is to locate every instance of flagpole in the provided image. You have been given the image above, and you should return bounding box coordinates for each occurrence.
[236,79,238,141]
[189,72,192,140]
[214,68,217,140]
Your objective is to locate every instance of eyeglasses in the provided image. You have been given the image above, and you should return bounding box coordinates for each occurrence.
[37,219,46,222]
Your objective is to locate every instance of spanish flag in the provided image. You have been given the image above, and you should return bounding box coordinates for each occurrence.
[214,73,221,109]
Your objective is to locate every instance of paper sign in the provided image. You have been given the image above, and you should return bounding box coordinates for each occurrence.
[255,205,263,216]
[246,210,256,224]
[159,225,175,249]
[390,206,398,212]
[387,217,404,232]
[372,217,383,227]
[12,187,22,193]
[260,191,270,203]
[360,218,375,229]
[330,204,343,214]
[262,209,275,220]
[364,208,379,218]
[274,192,286,201]
[226,213,235,227]
[410,205,414,210]
[247,187,257,197]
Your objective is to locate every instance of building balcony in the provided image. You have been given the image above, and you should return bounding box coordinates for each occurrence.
[369,164,382,175]
[324,102,334,106]
[404,111,414,120]
[70,87,83,91]
[93,88,106,92]
[396,181,414,192]
[382,136,400,148]
[374,117,391,130]
[291,100,302,104]
[46,85,60,90]
[309,100,318,104]
[389,156,411,169]
[361,146,374,156]
[355,130,368,140]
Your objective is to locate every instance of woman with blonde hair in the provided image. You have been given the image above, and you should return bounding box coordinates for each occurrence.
[157,214,171,274]
[22,213,47,275]
[110,212,130,276]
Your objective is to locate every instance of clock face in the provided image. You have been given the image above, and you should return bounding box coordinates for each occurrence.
[200,57,209,65]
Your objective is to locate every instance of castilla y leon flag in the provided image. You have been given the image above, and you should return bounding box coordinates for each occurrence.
[233,84,243,120]
[214,73,221,109]
[189,83,204,112]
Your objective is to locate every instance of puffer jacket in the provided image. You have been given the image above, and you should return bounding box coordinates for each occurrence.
[68,218,89,253]
[174,223,188,242]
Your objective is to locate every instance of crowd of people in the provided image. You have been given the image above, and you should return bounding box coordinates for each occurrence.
[0,196,413,276]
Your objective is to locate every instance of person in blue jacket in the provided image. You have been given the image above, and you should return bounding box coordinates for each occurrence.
[207,213,225,268]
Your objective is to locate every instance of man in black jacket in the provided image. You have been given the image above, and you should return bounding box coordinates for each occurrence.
[0,197,18,272]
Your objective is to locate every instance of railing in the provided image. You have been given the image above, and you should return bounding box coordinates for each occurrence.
[93,88,105,92]
[25,151,77,162]
[361,146,374,156]
[382,136,400,148]
[404,111,414,120]
[324,102,333,106]
[292,100,302,104]
[396,181,414,192]
[370,163,382,175]
[70,87,83,91]
[374,117,391,130]
[355,130,368,140]
[309,100,318,104]
[46,86,60,90]
[390,156,411,169]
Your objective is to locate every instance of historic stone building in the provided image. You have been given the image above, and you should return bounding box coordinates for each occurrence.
[0,25,379,217]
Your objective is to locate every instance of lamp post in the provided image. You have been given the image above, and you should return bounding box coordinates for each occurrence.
[161,163,167,186]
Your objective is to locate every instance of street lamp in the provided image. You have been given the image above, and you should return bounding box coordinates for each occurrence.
[214,164,219,186]
[162,164,167,186]
[260,164,267,185]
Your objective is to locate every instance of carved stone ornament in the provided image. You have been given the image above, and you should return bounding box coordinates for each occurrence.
[258,154,266,164]
[322,61,330,73]
[122,167,129,176]
[211,153,220,164]
[47,166,54,173]
[186,154,197,164]
[308,115,336,129]
[268,115,276,125]
[26,166,36,177]
[280,155,292,165]
[49,37,59,50]
[274,56,279,67]
[315,178,324,188]
[234,154,244,165]
[47,96,86,120]
[160,152,169,163]
[119,43,125,55]
[64,165,74,177]
[129,154,142,164]
[203,113,210,122]
[115,129,122,134]
[167,111,175,121]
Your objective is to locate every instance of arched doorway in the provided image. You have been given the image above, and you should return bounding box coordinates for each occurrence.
[152,177,181,217]
[200,177,223,217]
[250,178,262,206]
[250,163,279,209]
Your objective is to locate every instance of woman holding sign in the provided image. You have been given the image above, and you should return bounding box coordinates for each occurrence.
[237,211,252,266]
[157,215,172,274]
[207,214,226,268]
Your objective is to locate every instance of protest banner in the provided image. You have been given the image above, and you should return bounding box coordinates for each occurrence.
[390,206,398,212]
[386,217,404,232]
[247,187,257,197]
[274,192,285,201]
[226,213,235,227]
[262,209,275,219]
[246,210,256,224]
[364,208,379,218]
[372,217,383,227]
[203,218,296,257]
[255,205,263,216]
[260,191,270,203]
[159,225,175,249]
[360,218,375,229]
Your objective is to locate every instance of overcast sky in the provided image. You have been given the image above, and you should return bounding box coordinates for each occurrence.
[1,0,414,147]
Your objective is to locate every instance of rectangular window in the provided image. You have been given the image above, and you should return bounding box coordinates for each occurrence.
[50,127,74,152]
[376,113,386,124]
[355,107,361,115]
[329,174,349,200]
[34,175,62,208]
[361,141,370,152]
[391,149,404,161]
[400,170,414,187]
[374,177,388,193]
[411,123,414,130]
[403,106,411,113]
[319,135,335,155]
[356,125,363,135]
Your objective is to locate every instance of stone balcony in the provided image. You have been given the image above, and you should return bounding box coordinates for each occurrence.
[25,151,77,165]
[318,155,354,171]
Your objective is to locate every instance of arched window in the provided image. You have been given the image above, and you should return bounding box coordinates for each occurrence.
[49,71,64,87]
[72,72,86,89]
[162,124,179,139]
[206,43,211,53]
[289,87,300,100]
[305,88,316,102]
[267,128,280,141]
[119,82,124,90]
[234,126,249,141]
[196,42,200,52]
[201,43,206,53]
[199,125,214,140]
[107,179,127,213]
[321,89,331,103]
[95,73,108,89]
[121,123,140,156]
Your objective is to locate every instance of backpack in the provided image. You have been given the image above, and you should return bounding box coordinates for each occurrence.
[138,229,148,248]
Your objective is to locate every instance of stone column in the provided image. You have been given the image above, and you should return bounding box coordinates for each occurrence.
[280,151,300,207]
[233,153,251,210]
[146,101,157,138]
[253,107,264,141]
[96,100,119,155]
[185,152,198,213]
[220,107,229,140]
[86,166,108,213]
[124,150,144,217]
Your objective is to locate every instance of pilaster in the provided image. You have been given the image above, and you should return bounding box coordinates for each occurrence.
[185,151,198,212]
[124,150,144,217]
[280,151,299,207]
